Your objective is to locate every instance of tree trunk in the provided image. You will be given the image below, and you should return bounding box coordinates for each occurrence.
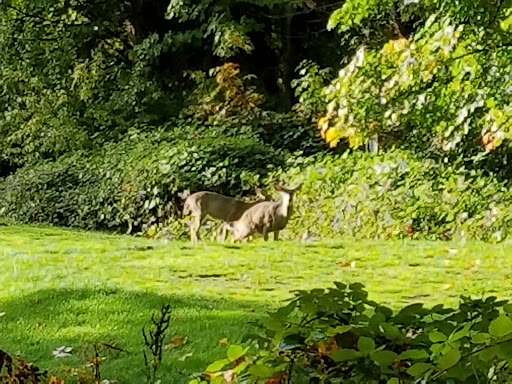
[278,8,294,109]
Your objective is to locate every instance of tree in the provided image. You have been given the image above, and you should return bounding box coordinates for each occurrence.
[320,0,512,176]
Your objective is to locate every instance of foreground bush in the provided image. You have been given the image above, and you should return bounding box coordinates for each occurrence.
[193,282,512,383]
[284,149,512,242]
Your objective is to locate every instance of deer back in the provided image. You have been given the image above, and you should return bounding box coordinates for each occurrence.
[185,191,264,221]
[236,201,281,231]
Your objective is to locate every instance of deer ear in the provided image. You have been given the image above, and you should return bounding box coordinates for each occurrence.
[255,187,266,200]
[179,190,191,200]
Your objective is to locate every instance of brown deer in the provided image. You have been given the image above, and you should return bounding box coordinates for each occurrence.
[182,187,267,243]
[224,183,301,242]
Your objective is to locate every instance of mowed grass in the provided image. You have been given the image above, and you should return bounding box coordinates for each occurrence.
[1,225,512,382]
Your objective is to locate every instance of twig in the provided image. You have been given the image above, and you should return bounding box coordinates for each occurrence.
[143,304,172,384]
[286,356,295,384]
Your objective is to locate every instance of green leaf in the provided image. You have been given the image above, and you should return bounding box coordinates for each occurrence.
[497,340,512,360]
[331,349,361,362]
[397,349,429,360]
[380,323,401,340]
[349,282,365,290]
[485,98,497,109]
[260,317,284,332]
[398,303,424,315]
[446,365,470,379]
[276,300,297,317]
[227,345,248,361]
[249,364,276,378]
[501,14,512,30]
[407,363,433,377]
[357,336,375,354]
[279,334,305,350]
[376,306,393,318]
[478,346,497,362]
[369,312,386,331]
[387,379,399,384]
[431,304,445,313]
[471,333,490,344]
[450,324,470,341]
[334,282,347,290]
[299,298,317,314]
[437,348,461,371]
[489,315,512,338]
[504,304,512,313]
[326,325,352,336]
[372,350,398,367]
[429,331,447,343]
[206,358,229,372]
[233,361,249,374]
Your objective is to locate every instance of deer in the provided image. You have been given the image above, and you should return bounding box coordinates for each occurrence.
[224,183,301,242]
[182,187,267,243]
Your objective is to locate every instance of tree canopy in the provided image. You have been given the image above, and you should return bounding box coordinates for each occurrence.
[320,0,512,177]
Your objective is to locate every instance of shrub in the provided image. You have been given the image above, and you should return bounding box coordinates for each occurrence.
[0,122,287,234]
[193,282,512,383]
[0,349,47,383]
[280,149,512,242]
[4,143,512,242]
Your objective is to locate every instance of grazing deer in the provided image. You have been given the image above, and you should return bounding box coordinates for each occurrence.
[225,183,301,242]
[182,187,267,243]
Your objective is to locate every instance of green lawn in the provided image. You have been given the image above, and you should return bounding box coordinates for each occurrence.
[1,225,512,382]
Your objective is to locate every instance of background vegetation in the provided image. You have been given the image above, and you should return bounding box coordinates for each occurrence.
[1,0,511,241]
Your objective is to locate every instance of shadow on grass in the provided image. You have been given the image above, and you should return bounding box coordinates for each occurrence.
[0,288,266,383]
[304,242,345,250]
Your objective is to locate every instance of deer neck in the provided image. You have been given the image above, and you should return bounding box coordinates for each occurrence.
[277,191,291,217]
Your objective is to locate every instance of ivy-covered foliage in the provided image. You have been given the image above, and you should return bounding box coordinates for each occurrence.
[282,150,512,242]
[193,282,512,383]
[0,122,288,234]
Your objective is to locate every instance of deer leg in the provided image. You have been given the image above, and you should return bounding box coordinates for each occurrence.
[190,214,204,243]
[190,218,199,244]
[220,222,229,242]
[274,231,280,241]
[222,222,237,244]
[262,227,269,241]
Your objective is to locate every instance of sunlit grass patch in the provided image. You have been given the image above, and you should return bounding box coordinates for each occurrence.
[0,225,511,382]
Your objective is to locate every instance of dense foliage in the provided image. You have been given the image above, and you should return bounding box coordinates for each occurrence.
[0,0,336,175]
[320,0,512,178]
[2,0,512,239]
[284,150,512,242]
[194,282,512,383]
[0,122,289,234]
[4,146,512,241]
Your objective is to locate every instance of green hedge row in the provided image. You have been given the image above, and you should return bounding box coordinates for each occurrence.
[2,129,512,241]
[0,124,286,234]
[284,150,512,242]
